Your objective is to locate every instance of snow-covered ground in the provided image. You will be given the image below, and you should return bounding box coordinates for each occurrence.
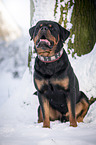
[0,0,96,145]
[0,44,96,145]
[0,0,30,106]
[0,36,29,106]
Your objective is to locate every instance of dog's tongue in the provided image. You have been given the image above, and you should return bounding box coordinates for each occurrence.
[40,39,50,45]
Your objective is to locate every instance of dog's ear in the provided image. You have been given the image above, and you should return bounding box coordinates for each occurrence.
[58,24,70,42]
[29,26,36,40]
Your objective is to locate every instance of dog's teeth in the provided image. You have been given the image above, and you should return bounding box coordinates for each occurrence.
[40,39,50,45]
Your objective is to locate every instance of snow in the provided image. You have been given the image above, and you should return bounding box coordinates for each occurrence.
[31,0,55,26]
[0,0,21,41]
[69,43,96,99]
[0,35,29,107]
[0,44,96,145]
[0,0,96,145]
[2,0,30,34]
[71,34,75,43]
[0,72,21,106]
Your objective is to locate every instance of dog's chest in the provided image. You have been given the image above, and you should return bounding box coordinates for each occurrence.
[35,76,69,93]
[35,77,69,112]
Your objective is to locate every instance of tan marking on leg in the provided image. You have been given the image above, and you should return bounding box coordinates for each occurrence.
[42,97,50,128]
[65,102,83,120]
[66,100,89,123]
[38,104,62,123]
[75,98,89,122]
[75,102,84,122]
[75,102,83,117]
[77,116,83,122]
[49,105,62,121]
[67,99,77,127]
[77,98,89,122]
[38,107,43,123]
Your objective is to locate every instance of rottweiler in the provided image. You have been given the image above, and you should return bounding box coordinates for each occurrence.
[29,20,96,128]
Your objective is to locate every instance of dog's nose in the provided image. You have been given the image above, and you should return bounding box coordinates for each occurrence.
[41,26,48,31]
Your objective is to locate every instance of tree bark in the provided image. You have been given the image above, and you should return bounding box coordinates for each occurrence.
[54,0,96,57]
[29,0,96,71]
[28,0,35,73]
[30,0,35,26]
[29,0,55,71]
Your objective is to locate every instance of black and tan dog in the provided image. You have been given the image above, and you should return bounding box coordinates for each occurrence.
[29,20,96,128]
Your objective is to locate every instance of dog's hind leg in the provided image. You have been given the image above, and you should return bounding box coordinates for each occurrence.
[65,92,90,123]
[76,91,89,122]
[49,106,62,121]
[38,104,62,123]
[76,93,96,122]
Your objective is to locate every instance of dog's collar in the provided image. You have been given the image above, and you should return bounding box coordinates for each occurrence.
[37,48,64,63]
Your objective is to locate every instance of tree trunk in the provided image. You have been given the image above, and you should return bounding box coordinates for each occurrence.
[30,0,35,26]
[29,0,55,72]
[29,0,96,72]
[54,0,96,57]
[28,0,35,73]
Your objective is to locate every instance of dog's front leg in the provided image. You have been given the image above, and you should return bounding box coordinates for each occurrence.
[67,95,77,127]
[66,77,77,127]
[38,92,50,128]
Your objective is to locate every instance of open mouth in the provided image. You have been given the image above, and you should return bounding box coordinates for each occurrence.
[36,35,53,48]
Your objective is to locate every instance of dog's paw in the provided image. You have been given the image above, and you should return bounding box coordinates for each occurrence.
[77,116,83,122]
[43,121,50,128]
[70,119,77,127]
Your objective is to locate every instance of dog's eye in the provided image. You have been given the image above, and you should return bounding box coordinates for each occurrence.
[48,24,52,28]
[40,24,43,27]
[48,25,54,31]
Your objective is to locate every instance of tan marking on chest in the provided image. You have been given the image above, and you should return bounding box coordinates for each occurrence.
[35,79,48,90]
[51,77,69,90]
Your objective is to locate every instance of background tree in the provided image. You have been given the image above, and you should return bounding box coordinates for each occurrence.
[29,0,55,72]
[29,0,96,72]
[54,0,96,57]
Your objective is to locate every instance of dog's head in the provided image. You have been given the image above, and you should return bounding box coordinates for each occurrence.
[29,20,70,57]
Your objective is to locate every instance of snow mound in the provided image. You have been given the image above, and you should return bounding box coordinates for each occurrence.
[69,43,96,99]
